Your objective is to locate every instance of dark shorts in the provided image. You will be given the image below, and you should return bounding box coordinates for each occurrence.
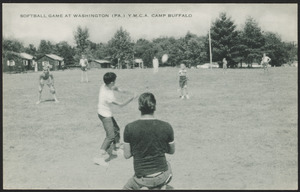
[179,77,187,88]
[81,66,87,71]
[262,62,268,67]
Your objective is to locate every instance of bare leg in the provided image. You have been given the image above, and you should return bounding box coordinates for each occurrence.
[185,86,189,99]
[53,94,59,103]
[50,85,59,103]
[36,92,42,104]
[36,84,43,104]
[86,71,89,82]
[180,88,184,99]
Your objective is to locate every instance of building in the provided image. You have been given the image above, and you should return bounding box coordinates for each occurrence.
[90,59,111,68]
[37,54,64,71]
[134,58,144,68]
[3,51,36,72]
[19,52,37,71]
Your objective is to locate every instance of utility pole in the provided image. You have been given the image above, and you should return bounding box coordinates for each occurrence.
[209,20,213,70]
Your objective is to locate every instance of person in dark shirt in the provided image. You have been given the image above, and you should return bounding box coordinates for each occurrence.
[123,92,175,190]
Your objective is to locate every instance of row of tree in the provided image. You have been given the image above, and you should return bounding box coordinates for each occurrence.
[2,12,298,68]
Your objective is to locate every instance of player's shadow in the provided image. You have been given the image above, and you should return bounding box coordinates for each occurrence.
[165,185,174,190]
[42,99,56,102]
[106,154,118,162]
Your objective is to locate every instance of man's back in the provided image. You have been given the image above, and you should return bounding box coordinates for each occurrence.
[124,119,174,177]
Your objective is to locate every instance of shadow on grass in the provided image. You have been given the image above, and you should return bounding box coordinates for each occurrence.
[106,154,118,162]
[40,99,60,103]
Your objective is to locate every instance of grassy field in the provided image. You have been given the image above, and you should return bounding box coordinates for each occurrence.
[3,67,298,189]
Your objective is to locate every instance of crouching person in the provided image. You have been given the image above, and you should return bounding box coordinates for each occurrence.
[123,92,175,190]
[36,65,59,104]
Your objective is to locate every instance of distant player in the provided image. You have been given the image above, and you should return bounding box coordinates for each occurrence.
[93,72,137,166]
[261,53,271,71]
[178,63,189,99]
[222,57,227,73]
[80,55,89,82]
[36,65,59,104]
[153,57,159,74]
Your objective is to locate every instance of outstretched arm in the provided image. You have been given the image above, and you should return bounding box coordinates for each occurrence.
[112,94,136,107]
[113,86,133,94]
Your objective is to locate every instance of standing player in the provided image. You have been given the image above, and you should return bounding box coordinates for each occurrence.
[261,53,271,72]
[80,55,89,82]
[222,57,227,73]
[152,57,159,74]
[93,72,137,166]
[123,92,175,190]
[36,65,59,104]
[178,63,189,99]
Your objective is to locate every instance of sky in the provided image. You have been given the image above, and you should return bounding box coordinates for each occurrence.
[2,3,298,47]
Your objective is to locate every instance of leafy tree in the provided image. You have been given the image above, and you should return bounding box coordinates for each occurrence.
[24,44,37,56]
[240,17,265,67]
[2,38,24,53]
[134,38,154,68]
[152,36,179,66]
[37,40,54,58]
[107,27,134,68]
[74,26,90,61]
[262,32,286,66]
[54,41,75,66]
[283,42,298,64]
[210,12,239,67]
[180,32,206,67]
[94,43,109,60]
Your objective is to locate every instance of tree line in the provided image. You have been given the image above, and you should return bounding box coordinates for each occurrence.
[2,12,298,68]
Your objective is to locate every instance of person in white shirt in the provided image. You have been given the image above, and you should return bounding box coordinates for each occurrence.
[152,57,159,74]
[222,57,227,73]
[178,63,189,99]
[80,55,89,82]
[93,72,137,166]
[261,53,271,71]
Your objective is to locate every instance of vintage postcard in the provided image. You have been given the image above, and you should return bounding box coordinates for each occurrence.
[2,3,298,190]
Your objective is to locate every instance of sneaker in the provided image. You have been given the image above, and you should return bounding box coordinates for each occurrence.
[180,96,184,99]
[36,101,41,105]
[186,95,190,99]
[112,149,124,156]
[115,142,122,149]
[93,157,109,166]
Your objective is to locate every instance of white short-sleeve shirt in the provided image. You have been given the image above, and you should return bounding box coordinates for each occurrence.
[80,59,88,67]
[97,84,116,117]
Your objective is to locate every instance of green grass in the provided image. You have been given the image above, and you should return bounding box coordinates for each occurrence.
[3,67,298,189]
